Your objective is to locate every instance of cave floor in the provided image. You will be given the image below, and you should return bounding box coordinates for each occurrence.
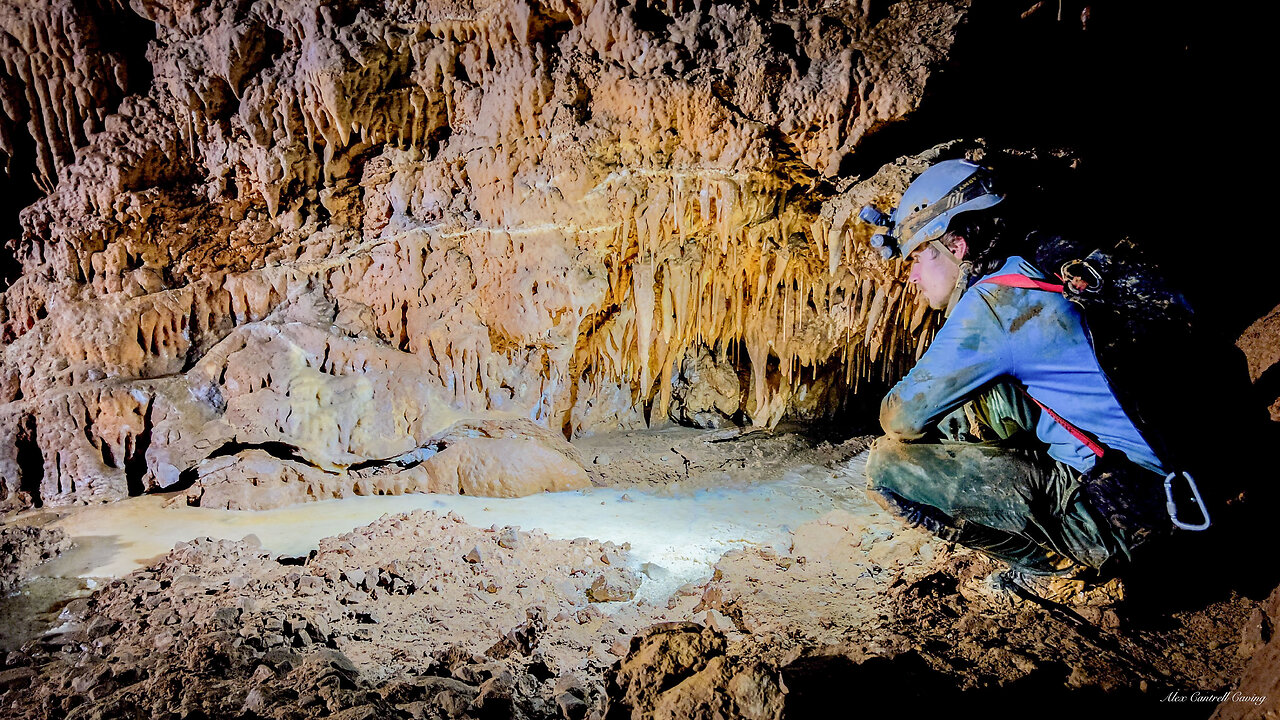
[3,429,877,650]
[0,426,1271,718]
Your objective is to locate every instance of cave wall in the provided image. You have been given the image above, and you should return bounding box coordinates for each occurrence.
[0,0,970,510]
[1,0,1262,512]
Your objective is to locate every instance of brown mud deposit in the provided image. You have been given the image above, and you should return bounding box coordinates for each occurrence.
[0,515,1269,719]
[578,423,873,492]
[0,430,1275,720]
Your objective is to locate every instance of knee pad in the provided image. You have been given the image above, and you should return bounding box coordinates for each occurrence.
[864,436,907,488]
[866,486,965,543]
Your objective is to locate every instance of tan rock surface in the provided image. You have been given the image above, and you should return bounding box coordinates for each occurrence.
[1237,301,1280,420]
[1,0,964,509]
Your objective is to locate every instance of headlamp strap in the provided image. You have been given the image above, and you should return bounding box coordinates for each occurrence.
[943,261,972,318]
[930,239,961,265]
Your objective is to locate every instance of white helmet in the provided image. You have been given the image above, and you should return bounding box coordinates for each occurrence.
[859,159,1004,259]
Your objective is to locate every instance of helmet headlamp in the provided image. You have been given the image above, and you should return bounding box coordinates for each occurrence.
[858,204,899,260]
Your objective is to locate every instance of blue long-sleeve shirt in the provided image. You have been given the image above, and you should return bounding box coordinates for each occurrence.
[881,256,1165,475]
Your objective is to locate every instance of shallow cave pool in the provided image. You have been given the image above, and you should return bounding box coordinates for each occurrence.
[3,452,873,648]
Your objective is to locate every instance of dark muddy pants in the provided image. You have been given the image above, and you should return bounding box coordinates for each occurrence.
[866,383,1156,573]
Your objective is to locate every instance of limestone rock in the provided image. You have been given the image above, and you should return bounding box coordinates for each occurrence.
[587,573,638,603]
[604,622,784,720]
[0,0,143,189]
[1,0,967,509]
[0,524,69,594]
[669,345,742,429]
[1237,302,1280,420]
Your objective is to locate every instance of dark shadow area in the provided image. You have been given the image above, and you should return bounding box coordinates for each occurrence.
[94,0,156,98]
[630,0,675,35]
[124,403,154,497]
[275,551,316,566]
[0,118,43,292]
[844,0,1271,335]
[172,466,200,494]
[815,373,893,439]
[1,0,157,292]
[782,651,1214,720]
[206,439,315,467]
[15,413,44,508]
[1120,413,1280,613]
[1104,331,1280,611]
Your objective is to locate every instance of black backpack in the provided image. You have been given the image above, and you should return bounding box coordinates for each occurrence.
[1031,233,1192,465]
[1023,232,1266,533]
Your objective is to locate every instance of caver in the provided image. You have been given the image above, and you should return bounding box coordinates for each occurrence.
[857,159,1215,600]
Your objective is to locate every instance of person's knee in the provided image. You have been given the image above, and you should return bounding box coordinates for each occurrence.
[866,436,911,493]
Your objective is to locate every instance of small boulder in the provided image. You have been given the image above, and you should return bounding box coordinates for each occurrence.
[588,574,637,603]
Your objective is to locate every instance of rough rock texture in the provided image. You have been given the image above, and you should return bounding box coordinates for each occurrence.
[0,0,964,509]
[0,510,672,719]
[1212,583,1280,720]
[0,524,68,595]
[1237,301,1280,421]
[2,460,1270,719]
[0,0,147,191]
[604,623,784,720]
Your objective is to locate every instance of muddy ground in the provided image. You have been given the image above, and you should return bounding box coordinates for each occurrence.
[1,427,1277,719]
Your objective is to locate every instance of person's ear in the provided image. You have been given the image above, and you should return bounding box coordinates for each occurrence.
[950,236,968,261]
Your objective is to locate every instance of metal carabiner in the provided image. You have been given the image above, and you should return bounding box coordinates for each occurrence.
[1164,471,1212,531]
[1059,259,1104,295]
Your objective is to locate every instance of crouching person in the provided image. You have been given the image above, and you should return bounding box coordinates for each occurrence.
[860,159,1195,603]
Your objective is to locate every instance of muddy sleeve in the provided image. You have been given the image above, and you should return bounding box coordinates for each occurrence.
[879,291,1009,441]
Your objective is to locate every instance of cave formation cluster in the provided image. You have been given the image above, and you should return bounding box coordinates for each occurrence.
[0,0,960,510]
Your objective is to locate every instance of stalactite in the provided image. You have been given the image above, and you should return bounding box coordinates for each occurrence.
[0,0,972,513]
[565,167,938,427]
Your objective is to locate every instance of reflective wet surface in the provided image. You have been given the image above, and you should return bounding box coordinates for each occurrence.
[2,452,872,647]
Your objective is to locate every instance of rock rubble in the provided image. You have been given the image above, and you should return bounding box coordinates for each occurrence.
[0,524,68,595]
[0,509,663,719]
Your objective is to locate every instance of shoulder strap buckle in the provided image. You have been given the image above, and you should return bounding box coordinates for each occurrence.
[1060,259,1103,295]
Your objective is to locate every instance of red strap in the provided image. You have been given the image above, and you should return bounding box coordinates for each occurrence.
[977,273,1106,457]
[979,274,1065,293]
[1024,394,1106,458]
